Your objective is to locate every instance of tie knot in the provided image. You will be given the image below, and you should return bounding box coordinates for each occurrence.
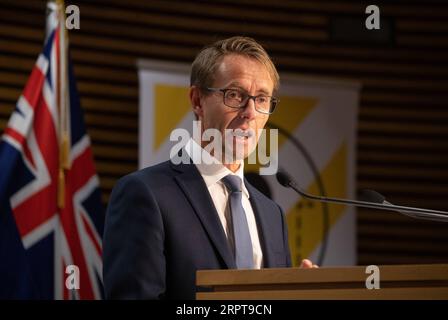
[221,175,242,193]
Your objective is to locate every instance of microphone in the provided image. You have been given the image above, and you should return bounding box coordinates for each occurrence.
[276,170,448,223]
[359,189,448,222]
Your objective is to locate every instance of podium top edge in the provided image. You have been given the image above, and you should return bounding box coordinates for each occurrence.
[196,264,448,286]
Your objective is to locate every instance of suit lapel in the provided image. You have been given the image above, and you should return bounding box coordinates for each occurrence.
[171,161,236,269]
[245,181,276,268]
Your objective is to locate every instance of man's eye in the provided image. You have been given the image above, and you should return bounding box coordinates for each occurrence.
[257,96,268,104]
[226,90,242,99]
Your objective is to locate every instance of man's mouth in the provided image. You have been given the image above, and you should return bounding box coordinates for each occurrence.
[232,128,254,140]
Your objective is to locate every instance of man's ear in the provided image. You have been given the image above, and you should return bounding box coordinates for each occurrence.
[189,86,203,120]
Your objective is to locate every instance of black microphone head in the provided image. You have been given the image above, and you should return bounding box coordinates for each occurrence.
[276,170,293,188]
[359,189,386,204]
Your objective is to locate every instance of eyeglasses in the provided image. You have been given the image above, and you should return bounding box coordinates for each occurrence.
[206,87,278,114]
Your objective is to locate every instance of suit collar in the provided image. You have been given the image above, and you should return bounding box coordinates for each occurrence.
[171,160,237,269]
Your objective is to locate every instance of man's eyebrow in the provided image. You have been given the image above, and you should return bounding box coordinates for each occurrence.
[225,81,244,89]
[256,88,271,95]
[225,82,271,95]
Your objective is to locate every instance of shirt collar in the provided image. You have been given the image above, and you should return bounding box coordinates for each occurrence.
[185,138,250,198]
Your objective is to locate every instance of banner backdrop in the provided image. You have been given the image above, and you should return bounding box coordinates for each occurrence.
[138,59,360,266]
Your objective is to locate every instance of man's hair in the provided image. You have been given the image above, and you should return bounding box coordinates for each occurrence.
[190,36,280,94]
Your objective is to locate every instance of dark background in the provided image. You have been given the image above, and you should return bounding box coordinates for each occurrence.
[0,0,447,265]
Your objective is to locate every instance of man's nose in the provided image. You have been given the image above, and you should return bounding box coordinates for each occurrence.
[240,97,258,120]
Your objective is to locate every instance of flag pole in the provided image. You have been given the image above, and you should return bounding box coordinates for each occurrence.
[56,0,70,209]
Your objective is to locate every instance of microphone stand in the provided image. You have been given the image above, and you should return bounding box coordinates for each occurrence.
[277,171,448,223]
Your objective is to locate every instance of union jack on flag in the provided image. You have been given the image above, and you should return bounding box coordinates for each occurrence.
[0,2,104,299]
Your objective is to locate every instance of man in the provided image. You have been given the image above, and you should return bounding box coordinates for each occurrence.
[103,36,315,300]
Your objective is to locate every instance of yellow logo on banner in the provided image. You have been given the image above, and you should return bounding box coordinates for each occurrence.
[154,84,190,151]
[287,143,348,266]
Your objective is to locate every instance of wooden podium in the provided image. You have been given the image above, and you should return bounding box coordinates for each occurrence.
[196,264,448,300]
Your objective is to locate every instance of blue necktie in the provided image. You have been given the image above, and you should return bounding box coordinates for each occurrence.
[221,175,254,269]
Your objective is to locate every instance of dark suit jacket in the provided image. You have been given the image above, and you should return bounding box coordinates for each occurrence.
[103,159,291,300]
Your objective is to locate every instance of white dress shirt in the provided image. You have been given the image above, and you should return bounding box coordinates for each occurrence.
[185,138,263,269]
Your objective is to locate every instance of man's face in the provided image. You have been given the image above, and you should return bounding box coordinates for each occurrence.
[196,54,274,162]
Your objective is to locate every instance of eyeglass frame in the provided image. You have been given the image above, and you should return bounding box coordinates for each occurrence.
[205,87,279,115]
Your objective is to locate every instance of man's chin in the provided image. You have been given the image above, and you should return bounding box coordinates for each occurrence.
[223,143,257,164]
[222,153,246,164]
